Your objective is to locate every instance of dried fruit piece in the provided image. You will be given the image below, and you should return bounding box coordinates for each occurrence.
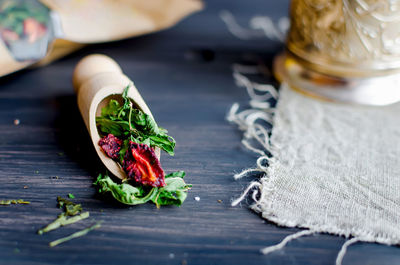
[23,18,47,43]
[123,142,165,187]
[1,29,19,42]
[98,134,122,160]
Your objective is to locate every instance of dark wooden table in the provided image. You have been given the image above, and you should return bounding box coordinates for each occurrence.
[1,1,399,264]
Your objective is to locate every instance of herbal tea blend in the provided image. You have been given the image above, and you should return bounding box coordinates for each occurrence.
[94,85,191,207]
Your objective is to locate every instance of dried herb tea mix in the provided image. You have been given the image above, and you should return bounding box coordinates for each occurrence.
[94,85,190,207]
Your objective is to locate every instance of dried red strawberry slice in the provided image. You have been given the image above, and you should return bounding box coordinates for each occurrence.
[98,134,122,160]
[123,142,165,187]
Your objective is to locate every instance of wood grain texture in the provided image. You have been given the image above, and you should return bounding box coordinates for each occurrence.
[0,1,399,265]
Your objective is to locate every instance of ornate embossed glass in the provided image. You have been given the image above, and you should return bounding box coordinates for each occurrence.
[275,0,400,105]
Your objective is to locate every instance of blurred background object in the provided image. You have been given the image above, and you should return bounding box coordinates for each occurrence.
[274,0,400,105]
[0,0,202,77]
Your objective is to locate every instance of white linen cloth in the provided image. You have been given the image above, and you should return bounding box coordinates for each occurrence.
[228,81,400,264]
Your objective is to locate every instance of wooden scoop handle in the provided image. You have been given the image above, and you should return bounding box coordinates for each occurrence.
[73,54,123,92]
[73,54,159,180]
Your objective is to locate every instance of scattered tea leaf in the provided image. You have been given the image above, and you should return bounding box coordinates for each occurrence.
[57,196,82,216]
[0,199,30,205]
[49,221,102,247]
[38,197,87,234]
[38,196,102,247]
[37,212,89,235]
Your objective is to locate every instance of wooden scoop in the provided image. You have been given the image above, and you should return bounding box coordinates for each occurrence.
[73,54,160,180]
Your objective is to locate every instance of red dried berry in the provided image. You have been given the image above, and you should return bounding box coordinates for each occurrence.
[98,134,122,160]
[123,142,165,187]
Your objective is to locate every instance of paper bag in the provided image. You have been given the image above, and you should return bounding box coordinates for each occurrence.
[0,0,202,77]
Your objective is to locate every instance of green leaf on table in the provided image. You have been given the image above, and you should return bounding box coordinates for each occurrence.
[152,171,191,208]
[94,173,158,205]
[94,172,190,207]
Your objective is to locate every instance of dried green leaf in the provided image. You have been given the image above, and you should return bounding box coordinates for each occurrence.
[95,172,190,207]
[37,212,89,235]
[96,84,175,155]
[49,221,102,247]
[96,117,130,138]
[94,173,157,205]
[101,99,120,117]
[57,196,82,216]
[152,172,191,208]
[149,134,175,156]
[0,199,30,205]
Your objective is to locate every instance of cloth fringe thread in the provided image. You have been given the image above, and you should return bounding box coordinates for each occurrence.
[219,10,289,42]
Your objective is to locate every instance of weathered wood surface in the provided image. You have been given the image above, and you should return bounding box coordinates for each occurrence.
[0,1,399,264]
